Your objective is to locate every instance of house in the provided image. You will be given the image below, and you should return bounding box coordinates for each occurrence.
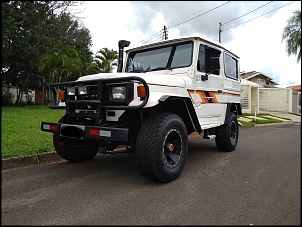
[240,71,301,114]
[240,71,278,88]
[240,79,261,114]
[7,86,35,105]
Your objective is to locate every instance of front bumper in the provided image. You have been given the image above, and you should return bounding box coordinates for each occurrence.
[41,122,129,142]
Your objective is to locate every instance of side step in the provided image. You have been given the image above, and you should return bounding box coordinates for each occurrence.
[203,129,216,139]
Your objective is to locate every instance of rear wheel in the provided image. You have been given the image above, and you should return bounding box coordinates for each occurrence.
[136,113,188,183]
[215,112,239,152]
[53,116,98,162]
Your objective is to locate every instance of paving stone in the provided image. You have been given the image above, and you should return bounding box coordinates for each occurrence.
[261,115,290,121]
[238,117,253,122]
[245,116,267,120]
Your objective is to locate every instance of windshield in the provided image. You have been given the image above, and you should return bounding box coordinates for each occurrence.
[126,41,193,73]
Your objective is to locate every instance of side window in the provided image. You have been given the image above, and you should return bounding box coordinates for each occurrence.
[197,45,220,75]
[224,53,238,80]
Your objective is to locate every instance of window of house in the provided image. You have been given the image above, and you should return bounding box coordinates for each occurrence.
[257,79,265,84]
[224,53,238,80]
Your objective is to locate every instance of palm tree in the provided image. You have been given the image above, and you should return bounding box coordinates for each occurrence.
[282,9,301,63]
[94,48,118,73]
[38,47,82,104]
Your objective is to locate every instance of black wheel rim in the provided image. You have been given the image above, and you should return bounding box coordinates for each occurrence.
[230,121,237,145]
[162,129,182,168]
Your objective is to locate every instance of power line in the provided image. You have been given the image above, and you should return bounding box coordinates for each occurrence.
[168,1,230,29]
[129,30,163,47]
[142,32,163,44]
[130,1,231,47]
[222,1,273,25]
[130,1,294,47]
[222,1,295,32]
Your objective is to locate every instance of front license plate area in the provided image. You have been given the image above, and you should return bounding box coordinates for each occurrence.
[60,124,85,139]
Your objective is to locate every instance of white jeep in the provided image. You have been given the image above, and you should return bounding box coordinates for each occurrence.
[41,36,242,183]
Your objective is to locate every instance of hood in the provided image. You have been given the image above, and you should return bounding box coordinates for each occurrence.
[77,73,186,88]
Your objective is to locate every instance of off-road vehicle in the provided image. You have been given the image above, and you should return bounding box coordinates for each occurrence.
[41,36,242,183]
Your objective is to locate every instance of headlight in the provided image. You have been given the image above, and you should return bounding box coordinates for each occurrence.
[78,86,87,95]
[67,87,75,96]
[112,86,126,100]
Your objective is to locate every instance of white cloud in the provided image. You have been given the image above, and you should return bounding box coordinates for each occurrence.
[72,1,301,86]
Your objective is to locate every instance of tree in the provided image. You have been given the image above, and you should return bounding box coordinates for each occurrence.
[282,9,301,63]
[94,48,118,73]
[1,1,93,105]
[38,47,82,103]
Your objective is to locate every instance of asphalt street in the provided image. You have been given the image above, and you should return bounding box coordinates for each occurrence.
[1,123,300,225]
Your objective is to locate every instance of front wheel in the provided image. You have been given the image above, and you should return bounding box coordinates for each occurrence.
[136,113,188,183]
[215,112,239,152]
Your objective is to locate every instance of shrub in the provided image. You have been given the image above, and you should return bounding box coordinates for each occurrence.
[2,84,14,106]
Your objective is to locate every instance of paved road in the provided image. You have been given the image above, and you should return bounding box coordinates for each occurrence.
[1,124,300,226]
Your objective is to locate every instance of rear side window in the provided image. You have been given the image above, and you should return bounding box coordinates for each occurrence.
[224,53,238,80]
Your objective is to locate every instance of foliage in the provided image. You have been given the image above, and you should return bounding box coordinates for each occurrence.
[94,47,118,73]
[1,1,93,105]
[238,113,285,127]
[282,9,301,63]
[2,84,14,106]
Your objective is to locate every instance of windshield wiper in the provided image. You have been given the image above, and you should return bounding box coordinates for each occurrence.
[128,69,145,73]
[144,66,171,72]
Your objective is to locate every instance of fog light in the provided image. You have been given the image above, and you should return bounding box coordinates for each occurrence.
[78,86,87,95]
[67,87,75,96]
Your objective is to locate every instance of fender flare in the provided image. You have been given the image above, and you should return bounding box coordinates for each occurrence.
[157,95,202,134]
[224,103,242,124]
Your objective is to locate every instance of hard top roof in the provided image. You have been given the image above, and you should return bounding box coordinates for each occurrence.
[125,36,239,59]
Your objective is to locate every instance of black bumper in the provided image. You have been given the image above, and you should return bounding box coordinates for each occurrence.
[41,122,129,142]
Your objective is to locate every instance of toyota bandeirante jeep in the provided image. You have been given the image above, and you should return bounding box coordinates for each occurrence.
[41,36,242,183]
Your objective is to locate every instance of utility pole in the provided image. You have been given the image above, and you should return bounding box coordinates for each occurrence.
[163,25,168,40]
[218,22,222,43]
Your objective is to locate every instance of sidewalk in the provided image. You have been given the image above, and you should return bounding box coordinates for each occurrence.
[238,112,301,124]
[2,113,300,171]
[267,112,301,123]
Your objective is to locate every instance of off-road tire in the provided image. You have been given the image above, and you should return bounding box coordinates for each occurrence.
[136,113,188,183]
[53,116,98,162]
[215,112,239,152]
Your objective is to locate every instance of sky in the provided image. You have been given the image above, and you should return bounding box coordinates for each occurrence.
[71,1,301,87]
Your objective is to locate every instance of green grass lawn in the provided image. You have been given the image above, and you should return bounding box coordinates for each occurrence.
[238,113,286,126]
[1,105,65,159]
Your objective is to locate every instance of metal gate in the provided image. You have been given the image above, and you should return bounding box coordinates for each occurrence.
[259,88,290,113]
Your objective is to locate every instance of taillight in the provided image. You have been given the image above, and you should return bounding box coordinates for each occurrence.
[89,129,100,136]
[43,124,58,131]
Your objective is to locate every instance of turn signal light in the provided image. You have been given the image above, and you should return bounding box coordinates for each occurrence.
[137,85,145,98]
[58,90,65,101]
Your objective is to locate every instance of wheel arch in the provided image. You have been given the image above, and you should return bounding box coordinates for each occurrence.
[156,95,202,134]
[224,102,242,123]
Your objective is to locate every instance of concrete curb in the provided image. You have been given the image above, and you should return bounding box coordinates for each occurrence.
[254,121,296,127]
[1,151,64,171]
[2,121,300,171]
